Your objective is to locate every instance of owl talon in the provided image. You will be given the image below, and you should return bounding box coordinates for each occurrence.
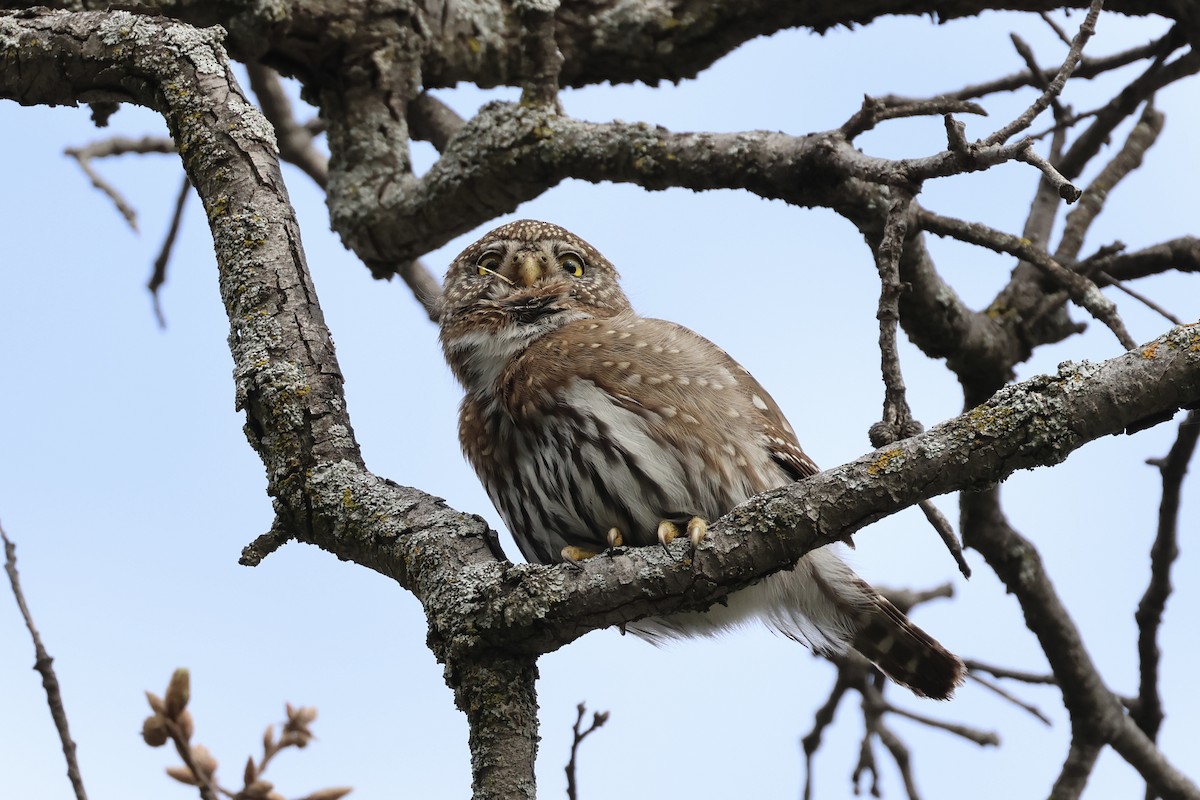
[560,545,599,567]
[657,520,680,551]
[686,517,708,548]
[606,527,624,549]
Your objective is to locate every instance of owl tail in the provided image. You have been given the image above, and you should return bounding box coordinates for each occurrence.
[783,547,965,700]
[628,546,963,700]
[846,589,964,699]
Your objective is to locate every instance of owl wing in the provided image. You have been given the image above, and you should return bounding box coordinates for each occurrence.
[504,312,820,488]
[632,316,821,482]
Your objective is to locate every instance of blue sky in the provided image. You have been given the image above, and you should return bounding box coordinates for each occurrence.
[2,10,1197,800]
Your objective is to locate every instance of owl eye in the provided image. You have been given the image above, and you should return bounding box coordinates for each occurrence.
[558,253,585,278]
[476,252,502,276]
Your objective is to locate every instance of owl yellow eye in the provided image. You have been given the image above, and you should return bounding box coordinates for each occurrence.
[559,253,585,278]
[476,252,501,276]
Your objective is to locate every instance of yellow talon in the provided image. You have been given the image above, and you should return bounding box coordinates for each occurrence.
[607,527,624,548]
[657,520,680,548]
[560,545,599,565]
[686,517,708,548]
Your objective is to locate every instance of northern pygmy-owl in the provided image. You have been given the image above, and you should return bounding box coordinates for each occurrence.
[439,219,963,699]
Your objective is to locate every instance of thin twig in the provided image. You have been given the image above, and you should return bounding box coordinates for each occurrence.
[2,520,89,800]
[870,199,970,575]
[919,209,1135,349]
[882,702,1001,747]
[841,95,986,139]
[64,135,175,231]
[1039,11,1075,47]
[873,195,916,435]
[800,672,851,800]
[398,259,445,321]
[565,702,608,800]
[1133,410,1199,748]
[963,659,1058,684]
[1096,273,1183,326]
[148,174,191,329]
[1010,33,1067,121]
[1018,145,1082,203]
[966,671,1053,725]
[1057,104,1164,263]
[983,0,1103,147]
[876,721,921,800]
[918,501,971,578]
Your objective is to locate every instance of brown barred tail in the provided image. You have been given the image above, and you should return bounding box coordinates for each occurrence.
[852,595,964,700]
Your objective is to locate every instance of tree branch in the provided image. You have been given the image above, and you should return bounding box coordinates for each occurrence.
[1133,410,1199,749]
[962,487,1200,800]
[2,520,88,800]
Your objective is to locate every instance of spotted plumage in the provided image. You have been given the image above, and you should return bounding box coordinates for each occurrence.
[439,219,963,699]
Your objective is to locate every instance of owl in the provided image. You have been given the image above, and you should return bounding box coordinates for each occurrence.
[439,219,963,699]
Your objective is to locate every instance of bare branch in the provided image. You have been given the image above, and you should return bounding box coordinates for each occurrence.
[397,259,444,322]
[841,94,986,139]
[1057,47,1200,182]
[63,135,175,231]
[1017,144,1082,203]
[408,93,466,152]
[517,0,563,108]
[245,63,329,188]
[565,703,609,800]
[1092,237,1200,282]
[983,0,1102,147]
[1096,273,1184,326]
[1057,104,1164,263]
[963,489,1200,800]
[872,195,917,437]
[867,197,970,577]
[875,721,920,800]
[801,672,851,800]
[1133,410,1200,748]
[884,32,1179,106]
[148,174,192,329]
[882,702,1001,747]
[919,209,1136,349]
[1050,738,1104,800]
[918,501,970,578]
[963,659,1057,685]
[966,671,1053,725]
[2,520,89,800]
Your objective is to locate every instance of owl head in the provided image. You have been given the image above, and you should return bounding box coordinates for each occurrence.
[439,220,632,388]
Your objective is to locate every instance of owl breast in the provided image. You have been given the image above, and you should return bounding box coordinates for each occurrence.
[458,315,791,564]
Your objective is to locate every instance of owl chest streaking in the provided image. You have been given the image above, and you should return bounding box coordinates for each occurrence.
[439,219,963,699]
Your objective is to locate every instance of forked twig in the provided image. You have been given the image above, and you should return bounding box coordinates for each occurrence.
[1133,410,1199,747]
[984,0,1104,147]
[565,702,608,800]
[2,520,89,800]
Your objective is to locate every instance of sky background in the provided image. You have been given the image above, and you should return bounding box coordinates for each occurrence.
[2,8,1198,800]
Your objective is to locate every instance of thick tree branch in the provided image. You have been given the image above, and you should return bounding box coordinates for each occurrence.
[5,0,1196,91]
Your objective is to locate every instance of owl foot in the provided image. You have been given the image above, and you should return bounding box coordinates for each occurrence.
[657,517,708,555]
[607,527,624,549]
[560,545,598,567]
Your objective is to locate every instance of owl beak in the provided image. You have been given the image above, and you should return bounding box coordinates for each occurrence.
[516,254,542,287]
